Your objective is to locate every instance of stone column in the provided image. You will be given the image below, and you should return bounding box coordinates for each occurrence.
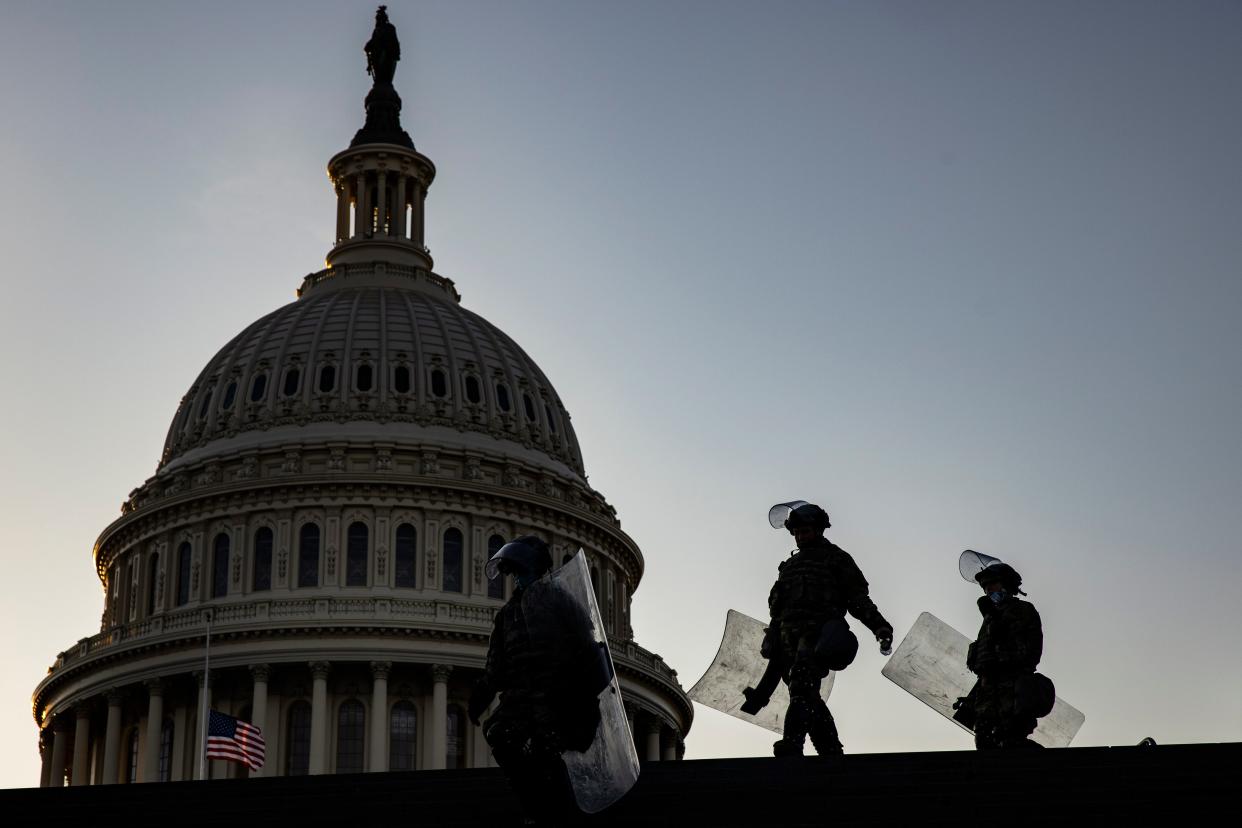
[412,184,424,246]
[355,172,368,238]
[141,680,164,782]
[662,730,677,762]
[308,661,331,775]
[71,705,92,785]
[369,662,391,772]
[50,723,69,787]
[100,689,124,784]
[376,170,388,235]
[394,175,407,238]
[38,731,53,788]
[249,664,271,778]
[429,664,451,770]
[644,720,661,763]
[335,179,349,243]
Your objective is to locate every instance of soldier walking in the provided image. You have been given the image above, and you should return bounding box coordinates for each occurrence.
[955,552,1052,749]
[745,501,894,757]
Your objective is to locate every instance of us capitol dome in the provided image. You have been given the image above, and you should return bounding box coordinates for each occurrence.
[31,11,690,787]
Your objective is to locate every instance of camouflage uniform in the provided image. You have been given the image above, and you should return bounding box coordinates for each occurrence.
[965,594,1044,749]
[475,579,598,822]
[766,537,892,756]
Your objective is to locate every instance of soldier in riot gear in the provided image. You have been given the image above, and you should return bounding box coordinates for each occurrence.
[469,535,603,824]
[956,555,1050,749]
[746,501,894,757]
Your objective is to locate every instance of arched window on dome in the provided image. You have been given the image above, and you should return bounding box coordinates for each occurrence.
[346,522,368,587]
[249,373,267,403]
[395,523,417,588]
[318,363,337,394]
[430,368,448,399]
[198,387,215,419]
[486,534,505,599]
[523,393,537,423]
[393,364,412,395]
[282,367,301,397]
[176,542,192,606]
[125,727,139,783]
[442,528,463,593]
[496,382,512,413]
[221,381,238,411]
[545,403,558,434]
[447,705,466,769]
[335,699,365,774]
[298,524,320,588]
[252,527,273,592]
[355,363,374,393]
[389,701,418,771]
[606,570,617,633]
[465,374,482,405]
[146,552,160,615]
[446,704,466,769]
[286,701,312,776]
[158,717,174,782]
[212,533,230,599]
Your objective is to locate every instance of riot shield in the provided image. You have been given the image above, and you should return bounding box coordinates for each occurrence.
[881,612,1085,747]
[687,609,834,734]
[533,550,640,814]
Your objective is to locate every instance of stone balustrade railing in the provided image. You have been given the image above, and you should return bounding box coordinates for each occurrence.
[44,597,681,690]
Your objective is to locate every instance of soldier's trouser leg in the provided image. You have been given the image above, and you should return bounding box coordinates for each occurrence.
[487,714,577,823]
[774,656,833,757]
[807,699,843,756]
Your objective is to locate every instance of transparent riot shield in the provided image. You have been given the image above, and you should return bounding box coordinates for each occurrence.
[534,550,640,814]
[881,612,1085,747]
[687,609,834,734]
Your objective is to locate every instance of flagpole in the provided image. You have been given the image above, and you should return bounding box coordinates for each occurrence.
[199,609,213,781]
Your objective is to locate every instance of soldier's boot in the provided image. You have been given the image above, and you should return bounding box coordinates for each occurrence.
[807,701,843,757]
[774,698,811,757]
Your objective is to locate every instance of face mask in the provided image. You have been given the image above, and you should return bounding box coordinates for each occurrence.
[515,570,537,589]
[988,590,1008,605]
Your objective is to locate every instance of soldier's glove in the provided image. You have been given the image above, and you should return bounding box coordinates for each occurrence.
[876,627,894,656]
[468,680,494,725]
[740,686,768,715]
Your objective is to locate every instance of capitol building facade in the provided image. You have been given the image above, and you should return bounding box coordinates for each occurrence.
[31,15,690,787]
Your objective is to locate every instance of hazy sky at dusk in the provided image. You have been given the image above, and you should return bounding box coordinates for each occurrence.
[1,1,1240,786]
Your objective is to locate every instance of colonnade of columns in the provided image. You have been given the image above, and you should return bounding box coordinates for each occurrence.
[333,171,426,247]
[626,703,684,764]
[37,659,485,786]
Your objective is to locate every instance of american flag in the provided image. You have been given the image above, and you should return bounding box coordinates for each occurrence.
[206,710,265,771]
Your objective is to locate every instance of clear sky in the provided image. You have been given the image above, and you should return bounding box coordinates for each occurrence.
[1,0,1240,787]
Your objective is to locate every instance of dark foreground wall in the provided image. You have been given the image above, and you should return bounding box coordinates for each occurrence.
[3,743,1233,826]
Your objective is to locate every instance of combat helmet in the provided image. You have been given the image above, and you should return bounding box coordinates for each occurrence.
[768,500,831,532]
[958,549,1026,595]
[485,534,553,581]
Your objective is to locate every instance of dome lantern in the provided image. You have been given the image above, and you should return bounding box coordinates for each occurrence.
[324,6,436,272]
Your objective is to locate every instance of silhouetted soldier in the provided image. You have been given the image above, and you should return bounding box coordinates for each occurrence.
[469,536,604,824]
[955,555,1051,749]
[745,502,894,757]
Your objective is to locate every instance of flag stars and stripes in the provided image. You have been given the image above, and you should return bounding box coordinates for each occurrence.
[205,710,266,771]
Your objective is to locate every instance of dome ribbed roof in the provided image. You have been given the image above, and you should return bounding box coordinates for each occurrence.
[160,268,584,478]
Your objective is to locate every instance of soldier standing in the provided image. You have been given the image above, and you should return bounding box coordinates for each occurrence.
[956,552,1051,749]
[748,501,894,757]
